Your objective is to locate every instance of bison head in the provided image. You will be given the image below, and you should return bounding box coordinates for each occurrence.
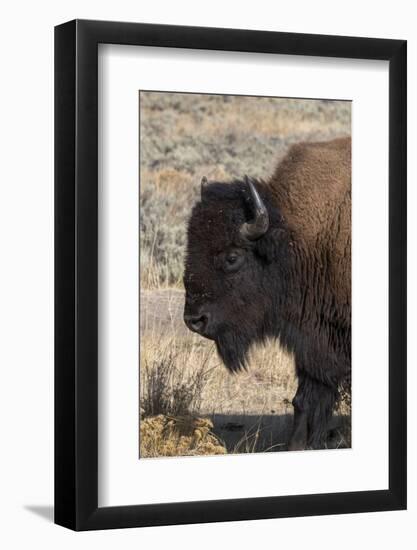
[183,176,290,372]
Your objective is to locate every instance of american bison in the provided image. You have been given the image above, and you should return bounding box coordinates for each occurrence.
[183,137,351,450]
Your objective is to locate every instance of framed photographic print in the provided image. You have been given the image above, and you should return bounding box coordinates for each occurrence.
[55,20,407,530]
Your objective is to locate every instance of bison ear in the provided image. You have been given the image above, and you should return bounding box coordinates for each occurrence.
[254,228,287,264]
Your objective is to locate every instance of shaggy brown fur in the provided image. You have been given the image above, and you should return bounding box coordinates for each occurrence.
[271,137,351,308]
[183,137,351,450]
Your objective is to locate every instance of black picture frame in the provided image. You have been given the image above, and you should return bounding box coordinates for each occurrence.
[55,19,407,531]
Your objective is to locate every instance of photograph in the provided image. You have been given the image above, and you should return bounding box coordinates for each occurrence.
[0,1,409,543]
[139,91,352,458]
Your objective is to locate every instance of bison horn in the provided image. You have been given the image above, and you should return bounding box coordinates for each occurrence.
[201,176,209,199]
[240,176,269,240]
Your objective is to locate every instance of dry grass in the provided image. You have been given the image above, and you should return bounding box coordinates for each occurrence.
[140,344,215,418]
[141,333,297,417]
[140,415,227,458]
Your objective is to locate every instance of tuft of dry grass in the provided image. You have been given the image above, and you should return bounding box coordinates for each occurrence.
[140,415,227,458]
[140,347,215,418]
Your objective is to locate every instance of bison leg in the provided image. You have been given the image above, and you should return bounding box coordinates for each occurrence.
[290,374,339,450]
[288,398,308,451]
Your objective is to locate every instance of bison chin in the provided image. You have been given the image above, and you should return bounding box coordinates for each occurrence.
[215,328,254,373]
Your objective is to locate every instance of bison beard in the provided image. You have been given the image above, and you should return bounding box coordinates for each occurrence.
[215,326,253,373]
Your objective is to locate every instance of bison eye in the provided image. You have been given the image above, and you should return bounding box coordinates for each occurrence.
[223,250,245,273]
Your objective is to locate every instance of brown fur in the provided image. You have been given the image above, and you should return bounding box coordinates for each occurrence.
[270,137,351,309]
[269,137,351,348]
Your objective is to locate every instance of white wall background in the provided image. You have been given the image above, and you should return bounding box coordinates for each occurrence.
[0,1,414,548]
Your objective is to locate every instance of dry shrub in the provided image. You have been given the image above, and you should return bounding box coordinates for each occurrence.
[140,92,351,143]
[140,415,226,458]
[140,346,215,418]
[139,332,228,458]
[140,169,192,289]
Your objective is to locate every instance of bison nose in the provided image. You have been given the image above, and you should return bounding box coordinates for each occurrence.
[184,312,210,335]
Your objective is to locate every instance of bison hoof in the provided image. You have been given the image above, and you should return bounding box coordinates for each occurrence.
[288,439,307,452]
